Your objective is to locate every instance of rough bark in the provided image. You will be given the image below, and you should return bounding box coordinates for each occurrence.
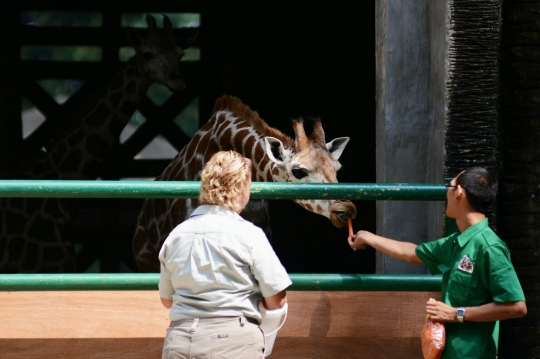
[445,0,502,228]
[499,1,540,357]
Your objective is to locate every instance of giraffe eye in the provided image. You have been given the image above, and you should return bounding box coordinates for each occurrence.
[292,168,308,179]
[142,52,154,61]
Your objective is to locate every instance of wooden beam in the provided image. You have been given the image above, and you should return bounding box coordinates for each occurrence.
[20,62,199,79]
[20,27,201,46]
[0,290,441,359]
[17,1,202,12]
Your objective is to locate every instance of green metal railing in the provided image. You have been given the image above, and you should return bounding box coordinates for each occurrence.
[0,180,446,292]
[0,273,442,292]
[0,180,447,201]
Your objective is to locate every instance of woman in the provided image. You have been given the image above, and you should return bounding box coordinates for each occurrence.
[159,150,291,359]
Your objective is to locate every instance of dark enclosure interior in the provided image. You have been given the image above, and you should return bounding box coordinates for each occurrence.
[0,1,376,274]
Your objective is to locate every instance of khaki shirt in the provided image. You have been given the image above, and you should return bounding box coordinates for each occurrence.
[416,219,525,359]
[159,204,292,323]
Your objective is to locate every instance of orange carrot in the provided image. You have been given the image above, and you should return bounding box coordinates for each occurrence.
[348,218,353,237]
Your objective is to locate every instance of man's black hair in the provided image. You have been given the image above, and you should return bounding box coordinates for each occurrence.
[455,167,497,214]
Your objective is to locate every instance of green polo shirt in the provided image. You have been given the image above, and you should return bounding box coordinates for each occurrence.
[416,219,525,359]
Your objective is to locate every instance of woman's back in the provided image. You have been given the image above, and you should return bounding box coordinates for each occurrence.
[160,204,282,323]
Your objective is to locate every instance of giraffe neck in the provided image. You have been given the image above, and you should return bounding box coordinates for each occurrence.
[32,57,153,180]
[134,95,357,272]
[0,57,154,272]
[134,108,287,271]
[225,116,289,183]
[160,109,292,185]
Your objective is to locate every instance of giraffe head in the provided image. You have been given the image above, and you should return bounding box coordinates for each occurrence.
[126,14,198,92]
[264,118,356,228]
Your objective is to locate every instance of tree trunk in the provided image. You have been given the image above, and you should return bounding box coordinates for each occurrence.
[499,1,540,357]
[445,0,502,229]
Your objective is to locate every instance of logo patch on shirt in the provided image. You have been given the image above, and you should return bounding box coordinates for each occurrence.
[457,255,474,273]
[217,334,229,339]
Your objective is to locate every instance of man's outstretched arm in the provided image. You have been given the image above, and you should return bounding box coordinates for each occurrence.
[348,230,423,264]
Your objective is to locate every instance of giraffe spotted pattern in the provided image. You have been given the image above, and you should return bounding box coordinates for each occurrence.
[0,15,197,273]
[133,95,356,272]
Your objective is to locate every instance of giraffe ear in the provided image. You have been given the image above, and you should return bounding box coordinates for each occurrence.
[265,137,286,165]
[326,137,349,160]
[126,28,143,50]
[175,30,198,50]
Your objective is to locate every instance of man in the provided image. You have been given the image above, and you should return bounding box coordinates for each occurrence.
[349,167,527,359]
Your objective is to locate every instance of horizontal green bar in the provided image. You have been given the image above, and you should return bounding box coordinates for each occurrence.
[0,180,447,201]
[289,273,442,291]
[0,273,159,291]
[0,180,200,199]
[0,273,442,292]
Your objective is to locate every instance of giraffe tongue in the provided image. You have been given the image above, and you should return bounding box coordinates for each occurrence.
[338,212,352,222]
[338,213,354,237]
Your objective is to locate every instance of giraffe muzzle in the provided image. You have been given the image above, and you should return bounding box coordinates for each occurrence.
[330,200,357,228]
[338,212,352,222]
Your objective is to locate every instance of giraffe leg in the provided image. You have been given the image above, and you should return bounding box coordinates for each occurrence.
[132,224,161,273]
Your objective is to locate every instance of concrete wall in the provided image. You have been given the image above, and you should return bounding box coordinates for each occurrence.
[375,0,448,274]
[426,0,448,252]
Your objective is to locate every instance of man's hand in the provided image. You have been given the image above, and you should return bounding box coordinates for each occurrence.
[426,298,457,322]
[347,231,422,263]
[348,230,374,250]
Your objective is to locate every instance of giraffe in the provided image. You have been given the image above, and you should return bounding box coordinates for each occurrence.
[0,15,198,273]
[133,95,357,272]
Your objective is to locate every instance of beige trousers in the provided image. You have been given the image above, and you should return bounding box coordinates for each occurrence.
[162,316,265,359]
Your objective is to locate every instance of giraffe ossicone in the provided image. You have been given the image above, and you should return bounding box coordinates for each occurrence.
[133,95,357,272]
[263,119,354,228]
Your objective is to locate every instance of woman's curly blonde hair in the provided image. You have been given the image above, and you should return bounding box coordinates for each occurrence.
[199,151,252,212]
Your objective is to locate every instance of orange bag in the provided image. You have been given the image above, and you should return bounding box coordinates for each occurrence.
[421,315,445,359]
